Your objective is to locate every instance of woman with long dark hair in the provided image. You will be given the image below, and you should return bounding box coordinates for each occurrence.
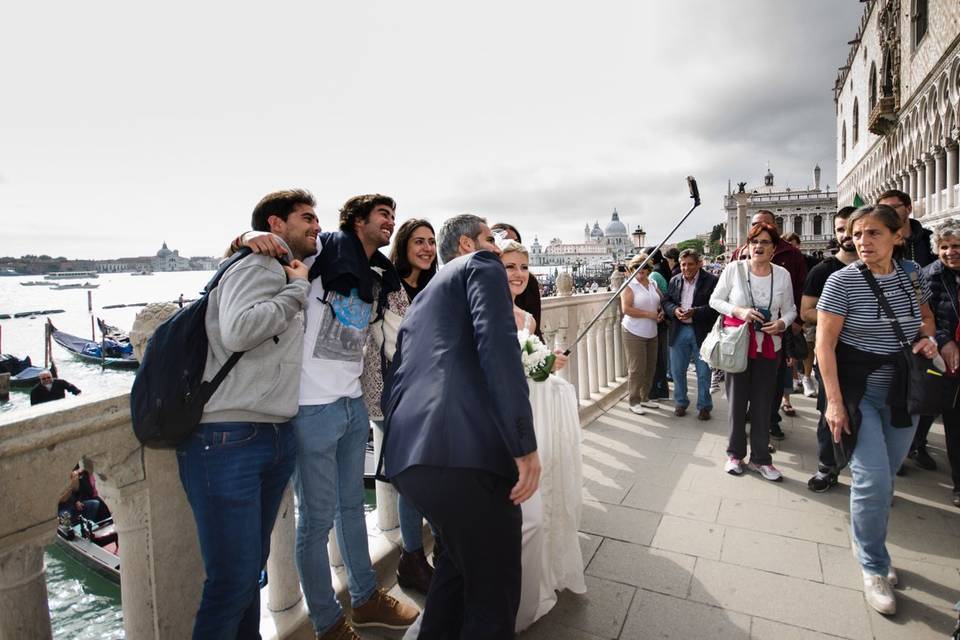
[362,218,437,594]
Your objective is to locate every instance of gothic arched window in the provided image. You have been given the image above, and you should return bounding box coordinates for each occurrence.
[774,216,784,233]
[912,0,928,48]
[869,62,878,109]
[813,215,823,236]
[793,216,803,236]
[852,99,860,145]
[842,122,847,161]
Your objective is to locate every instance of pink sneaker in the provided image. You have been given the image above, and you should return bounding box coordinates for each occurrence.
[724,457,744,476]
[747,462,783,482]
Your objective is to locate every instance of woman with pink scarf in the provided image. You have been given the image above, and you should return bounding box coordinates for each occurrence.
[709,222,796,481]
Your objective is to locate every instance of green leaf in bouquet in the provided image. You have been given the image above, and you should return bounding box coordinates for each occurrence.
[530,353,556,382]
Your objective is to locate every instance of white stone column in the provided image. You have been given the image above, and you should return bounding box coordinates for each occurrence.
[604,313,616,383]
[925,152,936,217]
[595,318,608,389]
[946,139,958,209]
[613,309,625,378]
[733,193,749,248]
[372,426,399,544]
[0,526,53,640]
[267,486,303,627]
[909,165,918,203]
[577,319,590,401]
[934,145,946,214]
[900,171,909,195]
[586,325,599,395]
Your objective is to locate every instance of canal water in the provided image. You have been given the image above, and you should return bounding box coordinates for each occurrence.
[0,272,375,637]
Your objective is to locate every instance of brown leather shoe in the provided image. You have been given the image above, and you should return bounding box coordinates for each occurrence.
[697,409,711,421]
[674,406,687,417]
[349,588,419,629]
[317,616,360,640]
[397,547,434,594]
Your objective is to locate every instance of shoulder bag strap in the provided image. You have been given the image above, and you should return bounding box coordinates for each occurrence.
[857,262,911,348]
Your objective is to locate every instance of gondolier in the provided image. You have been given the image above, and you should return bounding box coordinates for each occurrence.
[30,370,81,405]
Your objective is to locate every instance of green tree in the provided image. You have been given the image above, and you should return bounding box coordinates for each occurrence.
[676,239,705,254]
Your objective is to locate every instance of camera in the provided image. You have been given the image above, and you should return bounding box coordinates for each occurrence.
[753,308,772,331]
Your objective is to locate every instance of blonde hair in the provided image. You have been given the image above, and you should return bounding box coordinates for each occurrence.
[628,253,651,271]
[497,239,528,256]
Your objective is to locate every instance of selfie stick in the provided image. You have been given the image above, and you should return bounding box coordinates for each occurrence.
[562,176,701,356]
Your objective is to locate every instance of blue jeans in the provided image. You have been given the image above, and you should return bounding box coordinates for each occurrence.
[372,420,427,553]
[669,324,712,411]
[849,383,917,577]
[291,397,377,634]
[176,421,296,640]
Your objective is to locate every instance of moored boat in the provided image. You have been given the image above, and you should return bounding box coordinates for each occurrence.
[48,320,138,368]
[20,281,51,286]
[44,271,99,280]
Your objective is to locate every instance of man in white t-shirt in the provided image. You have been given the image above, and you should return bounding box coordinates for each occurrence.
[240,194,418,640]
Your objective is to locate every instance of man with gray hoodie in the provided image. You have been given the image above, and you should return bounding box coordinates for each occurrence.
[176,189,315,639]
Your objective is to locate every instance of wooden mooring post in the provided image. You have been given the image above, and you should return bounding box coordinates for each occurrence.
[0,372,9,402]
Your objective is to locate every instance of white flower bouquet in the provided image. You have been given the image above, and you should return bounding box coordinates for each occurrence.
[518,329,556,382]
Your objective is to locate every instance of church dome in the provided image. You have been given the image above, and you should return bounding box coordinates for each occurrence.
[590,222,604,239]
[604,209,627,236]
[156,241,172,258]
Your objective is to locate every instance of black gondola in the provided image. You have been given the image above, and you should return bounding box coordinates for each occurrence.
[48,320,138,369]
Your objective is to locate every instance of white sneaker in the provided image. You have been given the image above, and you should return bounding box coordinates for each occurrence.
[640,401,661,409]
[887,566,898,587]
[629,405,646,415]
[802,375,817,398]
[724,456,744,476]
[747,462,783,482]
[863,572,896,615]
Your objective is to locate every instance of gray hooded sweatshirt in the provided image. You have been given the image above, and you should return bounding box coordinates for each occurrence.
[200,240,309,424]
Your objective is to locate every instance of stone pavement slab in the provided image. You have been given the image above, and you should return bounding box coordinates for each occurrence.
[586,538,695,598]
[621,589,751,639]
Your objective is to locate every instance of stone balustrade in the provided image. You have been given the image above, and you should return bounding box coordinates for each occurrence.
[0,287,628,639]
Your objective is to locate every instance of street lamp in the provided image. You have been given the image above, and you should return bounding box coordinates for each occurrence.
[631,226,647,250]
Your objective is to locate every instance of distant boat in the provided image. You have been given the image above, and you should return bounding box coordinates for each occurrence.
[44,271,99,280]
[130,270,154,276]
[51,282,100,290]
[20,281,52,286]
[48,320,138,369]
[0,354,45,388]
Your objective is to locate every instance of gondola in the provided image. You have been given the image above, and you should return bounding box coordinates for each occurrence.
[0,354,46,388]
[48,320,139,369]
[55,514,120,584]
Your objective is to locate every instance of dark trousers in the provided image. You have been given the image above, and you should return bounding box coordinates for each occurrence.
[813,366,836,471]
[915,410,960,492]
[393,465,522,640]
[176,422,296,640]
[726,355,780,465]
[650,323,670,399]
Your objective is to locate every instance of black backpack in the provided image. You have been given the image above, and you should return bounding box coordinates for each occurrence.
[130,248,276,448]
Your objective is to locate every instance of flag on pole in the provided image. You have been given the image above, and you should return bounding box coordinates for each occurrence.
[853,193,864,207]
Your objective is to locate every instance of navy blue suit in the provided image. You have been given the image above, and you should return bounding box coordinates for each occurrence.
[384,249,536,639]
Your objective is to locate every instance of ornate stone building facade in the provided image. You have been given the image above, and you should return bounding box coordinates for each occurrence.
[724,166,838,253]
[835,0,960,226]
[530,209,632,267]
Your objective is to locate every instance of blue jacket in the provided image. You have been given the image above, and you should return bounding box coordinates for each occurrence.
[383,250,536,481]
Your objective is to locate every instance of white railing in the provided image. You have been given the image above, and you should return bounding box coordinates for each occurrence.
[1,289,629,639]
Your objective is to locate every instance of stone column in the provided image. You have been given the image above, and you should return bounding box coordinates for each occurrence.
[934,145,946,214]
[924,152,936,217]
[586,325,599,395]
[577,321,590,401]
[733,193,750,248]
[266,485,303,636]
[901,171,909,195]
[595,318,608,389]
[909,165,918,203]
[947,138,958,209]
[0,525,54,640]
[613,308,625,378]
[604,313,616,383]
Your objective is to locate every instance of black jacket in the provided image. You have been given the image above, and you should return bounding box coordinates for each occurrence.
[902,219,936,267]
[923,259,960,349]
[30,379,80,406]
[662,269,719,347]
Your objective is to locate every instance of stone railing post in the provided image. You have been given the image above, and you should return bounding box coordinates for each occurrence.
[595,316,608,390]
[0,525,54,640]
[586,324,599,396]
[604,311,616,383]
[372,425,400,545]
[267,485,302,624]
[577,317,591,401]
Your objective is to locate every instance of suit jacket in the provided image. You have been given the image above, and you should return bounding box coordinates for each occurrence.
[662,269,719,347]
[383,250,536,481]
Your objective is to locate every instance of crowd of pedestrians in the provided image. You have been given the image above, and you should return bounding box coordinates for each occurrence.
[163,186,959,637]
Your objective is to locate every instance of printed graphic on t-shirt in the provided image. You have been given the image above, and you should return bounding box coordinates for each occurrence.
[312,289,371,362]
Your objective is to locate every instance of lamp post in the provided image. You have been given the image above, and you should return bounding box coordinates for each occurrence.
[631,226,647,250]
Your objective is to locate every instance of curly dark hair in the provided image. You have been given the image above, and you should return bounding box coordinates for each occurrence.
[251,189,316,232]
[338,194,396,233]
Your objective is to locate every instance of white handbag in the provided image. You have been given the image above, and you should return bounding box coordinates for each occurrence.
[699,262,751,373]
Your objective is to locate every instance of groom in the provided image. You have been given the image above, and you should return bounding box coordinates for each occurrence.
[384,213,540,639]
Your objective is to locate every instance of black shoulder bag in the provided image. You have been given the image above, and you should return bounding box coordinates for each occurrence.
[857,262,943,417]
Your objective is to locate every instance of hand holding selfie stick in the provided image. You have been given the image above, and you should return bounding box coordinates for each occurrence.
[562,176,701,357]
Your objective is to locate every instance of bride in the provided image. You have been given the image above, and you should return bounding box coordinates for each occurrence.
[500,239,587,631]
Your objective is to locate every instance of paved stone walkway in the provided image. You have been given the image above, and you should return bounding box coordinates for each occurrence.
[359,376,960,639]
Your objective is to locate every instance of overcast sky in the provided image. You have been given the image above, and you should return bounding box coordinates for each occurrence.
[0,0,864,260]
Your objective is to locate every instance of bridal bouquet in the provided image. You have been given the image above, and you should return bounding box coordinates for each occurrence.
[518,329,556,382]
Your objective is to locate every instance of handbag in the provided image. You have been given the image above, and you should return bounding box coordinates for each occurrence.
[699,263,751,373]
[857,262,943,416]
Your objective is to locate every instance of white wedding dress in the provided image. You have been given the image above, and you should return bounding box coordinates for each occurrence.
[515,313,587,631]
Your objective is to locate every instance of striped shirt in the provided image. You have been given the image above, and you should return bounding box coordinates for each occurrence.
[817,260,931,385]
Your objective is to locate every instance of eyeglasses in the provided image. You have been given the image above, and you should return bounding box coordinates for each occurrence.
[748,239,773,246]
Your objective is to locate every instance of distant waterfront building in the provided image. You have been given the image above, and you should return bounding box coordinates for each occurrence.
[724,166,837,254]
[153,241,191,271]
[835,0,960,226]
[530,209,633,268]
[93,242,216,273]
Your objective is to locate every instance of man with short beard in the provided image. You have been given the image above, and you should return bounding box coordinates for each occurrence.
[237,194,417,640]
[801,206,858,492]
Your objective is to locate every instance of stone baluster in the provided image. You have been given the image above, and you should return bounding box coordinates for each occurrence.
[613,306,626,378]
[266,485,303,628]
[604,311,616,383]
[0,526,53,640]
[586,322,599,396]
[594,317,608,389]
[372,426,400,547]
[577,318,590,401]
